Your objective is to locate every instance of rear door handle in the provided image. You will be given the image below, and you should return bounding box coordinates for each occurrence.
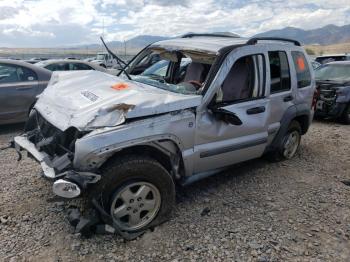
[247,106,265,115]
[283,95,293,102]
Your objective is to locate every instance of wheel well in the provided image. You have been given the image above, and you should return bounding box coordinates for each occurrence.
[293,115,309,135]
[100,144,182,177]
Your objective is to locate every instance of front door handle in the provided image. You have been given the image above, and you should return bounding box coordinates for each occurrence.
[16,86,33,91]
[283,95,293,102]
[246,106,265,115]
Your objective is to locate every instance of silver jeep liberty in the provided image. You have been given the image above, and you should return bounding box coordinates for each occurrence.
[14,34,315,236]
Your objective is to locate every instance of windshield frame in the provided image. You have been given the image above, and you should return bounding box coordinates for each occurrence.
[123,47,216,95]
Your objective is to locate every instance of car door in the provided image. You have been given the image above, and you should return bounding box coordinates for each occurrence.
[265,50,295,144]
[0,63,38,123]
[193,48,269,173]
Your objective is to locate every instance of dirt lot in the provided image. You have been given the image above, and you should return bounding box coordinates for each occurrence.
[0,121,349,262]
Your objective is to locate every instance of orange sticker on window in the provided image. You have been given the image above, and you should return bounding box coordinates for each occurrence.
[296,57,305,71]
[111,83,129,90]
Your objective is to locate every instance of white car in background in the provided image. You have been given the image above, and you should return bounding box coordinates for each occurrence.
[91,53,115,68]
[35,59,110,74]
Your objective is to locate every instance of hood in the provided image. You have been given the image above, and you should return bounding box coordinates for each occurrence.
[91,60,104,64]
[35,71,202,131]
[316,80,350,87]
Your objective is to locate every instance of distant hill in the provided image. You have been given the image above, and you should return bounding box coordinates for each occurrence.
[254,24,350,45]
[77,32,239,50]
[75,35,171,50]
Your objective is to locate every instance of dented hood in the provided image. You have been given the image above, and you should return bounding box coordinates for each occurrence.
[35,71,202,131]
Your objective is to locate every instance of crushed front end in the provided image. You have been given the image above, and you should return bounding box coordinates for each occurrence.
[14,110,100,198]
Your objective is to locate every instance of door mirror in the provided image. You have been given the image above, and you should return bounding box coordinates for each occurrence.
[210,106,242,125]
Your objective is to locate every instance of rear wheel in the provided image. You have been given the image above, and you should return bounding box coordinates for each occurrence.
[340,103,350,125]
[268,121,302,161]
[90,155,175,233]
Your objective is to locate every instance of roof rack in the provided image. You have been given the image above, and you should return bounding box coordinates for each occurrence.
[247,37,301,46]
[182,33,239,39]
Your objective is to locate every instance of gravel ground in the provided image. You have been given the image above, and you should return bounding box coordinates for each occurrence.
[0,121,349,262]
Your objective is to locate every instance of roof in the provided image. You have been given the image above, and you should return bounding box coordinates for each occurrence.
[151,36,249,54]
[36,59,87,65]
[151,36,302,54]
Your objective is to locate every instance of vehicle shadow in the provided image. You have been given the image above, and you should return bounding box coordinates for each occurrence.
[0,123,24,135]
[312,117,342,125]
[176,157,270,204]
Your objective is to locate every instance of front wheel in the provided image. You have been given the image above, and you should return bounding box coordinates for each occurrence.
[340,103,350,125]
[90,155,175,233]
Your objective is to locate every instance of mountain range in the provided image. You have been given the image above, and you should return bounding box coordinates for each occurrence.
[77,24,350,50]
[254,24,350,45]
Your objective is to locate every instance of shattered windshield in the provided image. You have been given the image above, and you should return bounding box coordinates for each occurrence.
[127,49,215,95]
[315,64,350,82]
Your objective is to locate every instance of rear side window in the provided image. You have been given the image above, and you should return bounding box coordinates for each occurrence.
[0,64,20,83]
[0,64,37,83]
[69,63,93,70]
[45,63,67,71]
[18,67,38,81]
[268,51,291,93]
[292,51,311,88]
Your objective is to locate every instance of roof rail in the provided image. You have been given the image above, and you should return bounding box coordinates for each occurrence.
[182,33,239,39]
[247,37,301,46]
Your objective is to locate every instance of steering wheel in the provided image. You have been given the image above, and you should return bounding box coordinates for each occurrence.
[187,80,203,89]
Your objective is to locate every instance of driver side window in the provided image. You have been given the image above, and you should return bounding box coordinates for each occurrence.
[216,54,265,104]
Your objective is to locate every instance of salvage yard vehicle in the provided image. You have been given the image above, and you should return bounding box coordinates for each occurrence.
[91,52,115,68]
[35,59,108,73]
[12,34,315,238]
[314,61,350,124]
[0,59,52,125]
[315,54,350,65]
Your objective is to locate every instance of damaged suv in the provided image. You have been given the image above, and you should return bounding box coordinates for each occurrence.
[13,34,315,237]
[314,61,350,124]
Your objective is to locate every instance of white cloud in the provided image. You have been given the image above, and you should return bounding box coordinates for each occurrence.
[0,0,349,47]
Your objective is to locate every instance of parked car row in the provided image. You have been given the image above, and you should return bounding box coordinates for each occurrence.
[0,58,114,125]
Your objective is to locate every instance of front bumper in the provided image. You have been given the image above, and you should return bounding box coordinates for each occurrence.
[14,135,100,198]
[315,100,346,118]
[14,135,56,178]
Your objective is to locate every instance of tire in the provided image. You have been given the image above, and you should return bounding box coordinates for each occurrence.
[339,103,350,125]
[90,155,175,233]
[267,120,302,162]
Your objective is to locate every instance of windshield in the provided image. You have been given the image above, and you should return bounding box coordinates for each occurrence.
[128,50,211,95]
[315,64,350,82]
[96,54,106,60]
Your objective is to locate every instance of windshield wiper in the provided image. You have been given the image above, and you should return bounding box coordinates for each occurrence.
[100,36,131,80]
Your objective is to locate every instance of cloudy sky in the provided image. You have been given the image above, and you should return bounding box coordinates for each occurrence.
[0,0,349,47]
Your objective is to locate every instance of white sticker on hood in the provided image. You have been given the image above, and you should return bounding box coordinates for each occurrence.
[81,90,99,102]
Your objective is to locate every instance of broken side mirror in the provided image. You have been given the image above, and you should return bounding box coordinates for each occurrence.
[210,106,242,125]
